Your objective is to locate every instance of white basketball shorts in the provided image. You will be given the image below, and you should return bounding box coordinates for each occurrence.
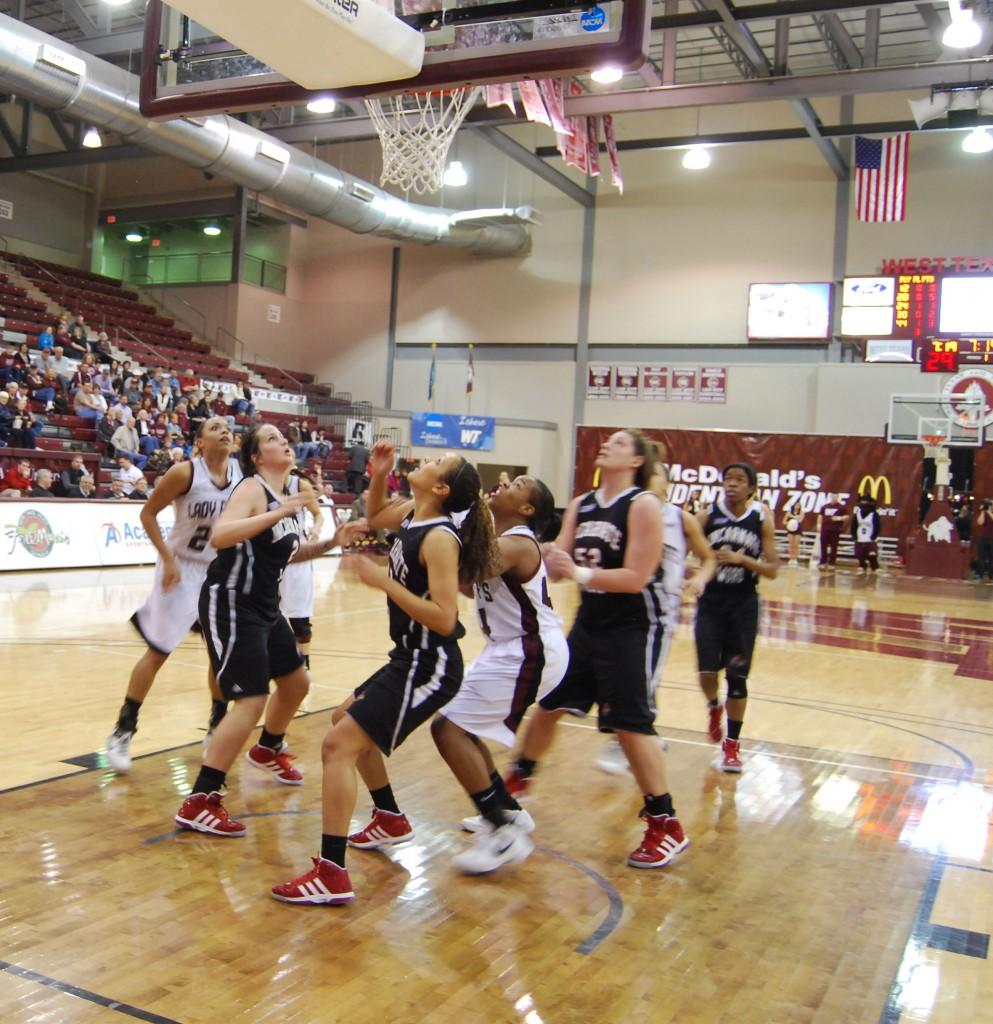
[130,557,209,655]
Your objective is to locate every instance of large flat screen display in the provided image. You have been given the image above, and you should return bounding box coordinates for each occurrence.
[747,282,832,340]
[938,277,993,335]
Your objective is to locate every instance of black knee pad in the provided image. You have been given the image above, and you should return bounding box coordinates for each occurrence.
[289,617,312,643]
[726,676,748,701]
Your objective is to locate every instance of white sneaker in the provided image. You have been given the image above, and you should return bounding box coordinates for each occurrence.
[106,730,133,773]
[595,739,629,776]
[856,567,866,576]
[461,808,535,834]
[788,559,798,567]
[452,822,534,875]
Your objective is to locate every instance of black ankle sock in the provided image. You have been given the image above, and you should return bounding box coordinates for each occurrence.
[370,784,400,815]
[516,758,537,779]
[209,699,228,730]
[644,792,675,818]
[303,654,310,669]
[727,719,743,740]
[258,728,284,750]
[707,698,720,710]
[470,785,511,828]
[192,765,226,795]
[321,834,347,868]
[116,697,142,734]
[491,770,521,812]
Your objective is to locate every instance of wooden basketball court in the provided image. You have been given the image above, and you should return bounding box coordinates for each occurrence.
[2,560,992,1024]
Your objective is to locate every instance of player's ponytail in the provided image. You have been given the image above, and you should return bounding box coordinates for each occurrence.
[239,425,264,477]
[442,457,499,584]
[526,478,559,542]
[624,428,658,490]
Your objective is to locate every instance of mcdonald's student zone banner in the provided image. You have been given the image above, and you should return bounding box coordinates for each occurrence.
[574,428,923,539]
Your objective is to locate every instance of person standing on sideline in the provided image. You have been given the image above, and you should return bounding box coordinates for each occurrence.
[174,425,364,836]
[851,493,881,575]
[976,499,993,583]
[272,441,497,904]
[346,437,370,496]
[596,461,716,776]
[695,463,779,773]
[504,430,690,871]
[432,475,568,873]
[817,493,848,572]
[784,507,803,566]
[106,418,242,772]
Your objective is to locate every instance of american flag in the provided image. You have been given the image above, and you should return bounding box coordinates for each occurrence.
[854,134,909,223]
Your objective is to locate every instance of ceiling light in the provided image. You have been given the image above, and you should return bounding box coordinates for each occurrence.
[82,127,102,148]
[962,126,993,153]
[202,224,222,236]
[943,0,983,48]
[590,65,624,85]
[442,160,468,187]
[305,97,336,114]
[682,145,711,170]
[125,231,144,243]
[100,0,132,7]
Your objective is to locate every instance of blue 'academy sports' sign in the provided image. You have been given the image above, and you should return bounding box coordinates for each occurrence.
[411,412,496,451]
[581,6,606,30]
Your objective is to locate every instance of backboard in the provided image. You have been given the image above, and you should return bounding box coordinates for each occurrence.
[139,0,650,120]
[887,393,985,447]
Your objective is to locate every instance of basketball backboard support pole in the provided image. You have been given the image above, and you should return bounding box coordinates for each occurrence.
[139,0,651,120]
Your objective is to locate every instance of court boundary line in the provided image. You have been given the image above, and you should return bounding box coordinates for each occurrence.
[0,959,184,1024]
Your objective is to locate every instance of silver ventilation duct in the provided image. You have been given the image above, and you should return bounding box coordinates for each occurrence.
[0,14,536,257]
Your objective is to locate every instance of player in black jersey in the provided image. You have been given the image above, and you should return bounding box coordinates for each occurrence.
[695,462,779,773]
[272,441,499,905]
[505,429,691,870]
[175,425,363,837]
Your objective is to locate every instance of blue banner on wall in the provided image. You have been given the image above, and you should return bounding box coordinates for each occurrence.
[411,412,496,451]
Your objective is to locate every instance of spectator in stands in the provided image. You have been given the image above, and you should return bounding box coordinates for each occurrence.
[29,468,55,498]
[148,445,175,478]
[295,422,319,463]
[139,392,155,416]
[71,353,98,392]
[318,482,336,508]
[74,381,106,426]
[67,474,95,499]
[93,331,112,362]
[116,454,144,494]
[130,476,150,501]
[0,458,32,495]
[174,400,190,439]
[24,365,54,413]
[346,437,369,495]
[314,428,331,459]
[106,477,127,499]
[112,422,148,470]
[12,397,43,449]
[188,391,209,436]
[74,313,88,336]
[0,346,17,386]
[151,412,170,451]
[386,465,405,497]
[93,364,114,400]
[13,342,34,381]
[54,320,70,348]
[50,346,73,385]
[37,325,55,353]
[135,409,158,456]
[230,381,254,417]
[59,454,90,496]
[212,390,234,429]
[65,326,88,360]
[179,368,198,398]
[350,488,368,521]
[123,376,143,407]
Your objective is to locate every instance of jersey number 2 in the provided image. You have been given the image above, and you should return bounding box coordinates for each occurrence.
[188,525,211,552]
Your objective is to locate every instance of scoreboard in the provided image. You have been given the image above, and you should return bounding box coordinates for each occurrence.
[920,337,993,373]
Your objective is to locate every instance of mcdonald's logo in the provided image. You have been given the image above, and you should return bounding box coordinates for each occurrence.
[858,474,892,505]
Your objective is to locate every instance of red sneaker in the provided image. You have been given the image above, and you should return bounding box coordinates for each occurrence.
[503,767,531,800]
[175,791,246,837]
[627,814,689,869]
[246,743,303,785]
[347,809,414,849]
[707,704,724,743]
[271,858,354,905]
[720,738,743,773]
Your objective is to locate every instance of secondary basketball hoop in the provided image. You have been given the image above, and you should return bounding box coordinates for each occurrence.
[365,88,481,194]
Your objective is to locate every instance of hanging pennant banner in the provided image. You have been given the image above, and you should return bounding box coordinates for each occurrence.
[698,367,727,403]
[669,367,698,401]
[612,364,639,400]
[639,365,668,400]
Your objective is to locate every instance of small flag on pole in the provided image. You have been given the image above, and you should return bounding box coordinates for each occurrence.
[466,343,475,396]
[428,343,437,401]
[854,134,909,223]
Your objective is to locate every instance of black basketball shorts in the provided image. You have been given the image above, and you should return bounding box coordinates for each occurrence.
[348,644,464,756]
[538,618,663,735]
[694,591,760,677]
[199,584,305,701]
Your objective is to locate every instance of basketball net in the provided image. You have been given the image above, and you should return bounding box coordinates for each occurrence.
[365,88,482,195]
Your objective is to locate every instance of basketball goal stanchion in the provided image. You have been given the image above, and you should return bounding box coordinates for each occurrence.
[365,87,483,195]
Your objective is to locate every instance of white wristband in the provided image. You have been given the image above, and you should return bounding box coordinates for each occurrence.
[573,566,594,586]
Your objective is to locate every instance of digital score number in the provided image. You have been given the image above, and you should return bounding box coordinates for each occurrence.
[919,338,993,372]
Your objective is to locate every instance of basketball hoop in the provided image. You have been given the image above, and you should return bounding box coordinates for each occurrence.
[921,435,946,448]
[365,87,482,195]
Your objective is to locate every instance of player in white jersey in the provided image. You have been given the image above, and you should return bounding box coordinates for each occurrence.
[106,417,242,772]
[596,462,716,775]
[431,475,568,873]
[279,470,327,670]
